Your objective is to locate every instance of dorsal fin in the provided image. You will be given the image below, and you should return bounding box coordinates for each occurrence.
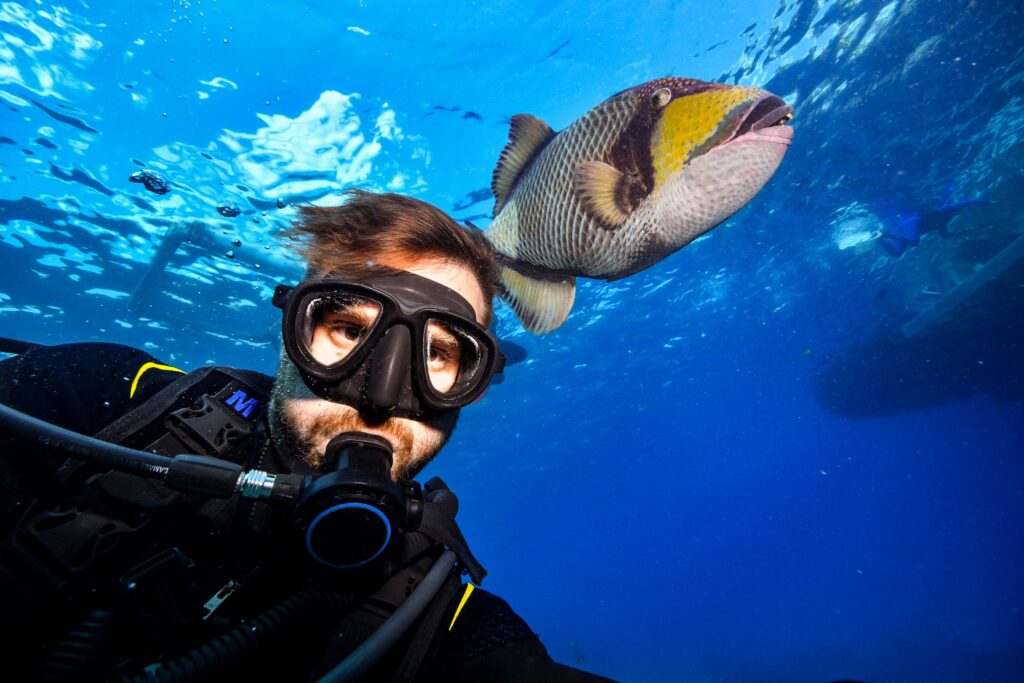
[491,114,555,215]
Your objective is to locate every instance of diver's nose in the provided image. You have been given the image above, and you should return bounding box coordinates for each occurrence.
[364,325,412,415]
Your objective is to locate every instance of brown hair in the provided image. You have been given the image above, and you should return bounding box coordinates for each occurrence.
[285,189,498,324]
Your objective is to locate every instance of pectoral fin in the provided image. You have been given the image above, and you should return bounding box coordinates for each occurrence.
[498,259,576,335]
[572,160,632,230]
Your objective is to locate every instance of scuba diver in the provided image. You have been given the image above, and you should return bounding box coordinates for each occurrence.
[877,197,992,257]
[0,190,614,682]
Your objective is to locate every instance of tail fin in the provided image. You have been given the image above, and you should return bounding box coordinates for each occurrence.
[498,259,576,334]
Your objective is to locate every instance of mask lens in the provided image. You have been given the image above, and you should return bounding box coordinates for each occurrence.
[424,319,486,395]
[304,294,382,367]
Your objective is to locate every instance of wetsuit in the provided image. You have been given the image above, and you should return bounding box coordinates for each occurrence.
[0,342,613,683]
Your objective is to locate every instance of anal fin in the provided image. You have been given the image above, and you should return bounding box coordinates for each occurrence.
[498,260,576,335]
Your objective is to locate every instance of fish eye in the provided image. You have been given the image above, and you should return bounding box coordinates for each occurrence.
[650,88,672,108]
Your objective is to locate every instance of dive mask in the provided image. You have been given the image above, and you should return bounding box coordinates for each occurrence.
[272,271,504,420]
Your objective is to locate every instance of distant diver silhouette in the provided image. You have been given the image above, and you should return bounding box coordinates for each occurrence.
[879,198,992,257]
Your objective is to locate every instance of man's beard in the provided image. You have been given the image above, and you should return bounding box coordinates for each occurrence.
[268,356,456,478]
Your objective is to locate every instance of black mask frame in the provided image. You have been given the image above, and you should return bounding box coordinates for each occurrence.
[272,271,504,420]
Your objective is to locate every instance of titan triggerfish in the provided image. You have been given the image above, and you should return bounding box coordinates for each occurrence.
[484,77,794,334]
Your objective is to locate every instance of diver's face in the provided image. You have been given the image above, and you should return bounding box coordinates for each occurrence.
[269,257,488,479]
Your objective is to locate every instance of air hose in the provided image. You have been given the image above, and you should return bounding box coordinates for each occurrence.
[112,552,457,683]
[0,401,298,501]
[0,401,172,476]
[316,549,457,683]
[111,584,357,683]
[39,610,119,683]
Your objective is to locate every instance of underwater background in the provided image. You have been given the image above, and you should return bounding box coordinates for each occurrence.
[1,1,1022,681]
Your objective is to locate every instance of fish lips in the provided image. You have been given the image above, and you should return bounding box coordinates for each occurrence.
[740,122,794,147]
[731,94,794,146]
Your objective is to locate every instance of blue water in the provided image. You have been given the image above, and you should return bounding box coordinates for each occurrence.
[2,1,1023,681]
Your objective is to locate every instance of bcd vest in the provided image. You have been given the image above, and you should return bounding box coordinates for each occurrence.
[1,363,484,682]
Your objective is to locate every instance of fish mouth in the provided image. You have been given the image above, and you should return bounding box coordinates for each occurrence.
[731,94,794,145]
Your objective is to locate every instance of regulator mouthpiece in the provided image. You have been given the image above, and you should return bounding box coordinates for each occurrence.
[324,432,394,473]
[296,432,422,570]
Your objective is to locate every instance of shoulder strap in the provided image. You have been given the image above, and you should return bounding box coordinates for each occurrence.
[84,365,275,530]
[94,366,272,456]
[415,477,487,585]
[392,569,462,683]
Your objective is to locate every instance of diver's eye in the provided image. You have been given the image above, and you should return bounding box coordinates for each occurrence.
[331,323,363,342]
[650,88,672,108]
[427,339,459,368]
[425,322,465,394]
[306,294,381,366]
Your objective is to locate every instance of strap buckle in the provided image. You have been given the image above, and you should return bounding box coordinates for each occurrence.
[164,393,251,457]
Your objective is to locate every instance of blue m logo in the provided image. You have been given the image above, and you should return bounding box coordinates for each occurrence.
[225,390,259,418]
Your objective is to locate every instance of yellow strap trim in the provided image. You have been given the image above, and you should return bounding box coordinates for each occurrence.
[129,362,185,399]
[448,583,475,631]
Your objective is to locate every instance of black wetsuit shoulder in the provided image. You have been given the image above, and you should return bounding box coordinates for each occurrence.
[0,341,180,432]
[424,585,615,682]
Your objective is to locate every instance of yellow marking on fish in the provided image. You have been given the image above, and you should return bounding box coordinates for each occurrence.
[651,87,759,186]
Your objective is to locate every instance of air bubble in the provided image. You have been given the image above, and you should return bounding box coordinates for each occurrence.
[129,169,170,195]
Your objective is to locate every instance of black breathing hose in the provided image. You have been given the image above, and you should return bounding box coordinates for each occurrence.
[112,584,357,683]
[0,401,172,476]
[316,549,457,683]
[40,610,119,683]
